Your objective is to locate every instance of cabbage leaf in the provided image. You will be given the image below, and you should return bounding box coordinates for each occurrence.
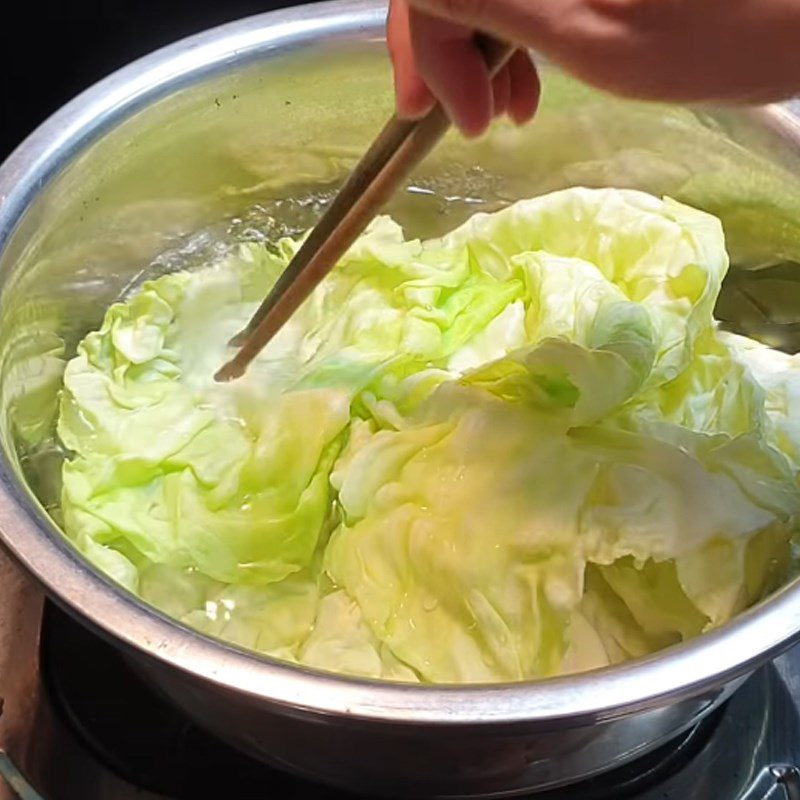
[59,188,800,683]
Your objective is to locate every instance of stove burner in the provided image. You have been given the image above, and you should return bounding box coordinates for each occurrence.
[39,603,723,799]
[2,552,797,800]
[42,603,348,800]
[534,713,723,800]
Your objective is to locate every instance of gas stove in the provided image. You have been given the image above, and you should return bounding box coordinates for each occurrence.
[0,552,799,800]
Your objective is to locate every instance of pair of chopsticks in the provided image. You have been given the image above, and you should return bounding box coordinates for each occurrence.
[215,36,515,383]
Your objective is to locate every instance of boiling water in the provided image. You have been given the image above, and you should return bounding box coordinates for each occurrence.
[16,176,511,517]
[17,177,800,529]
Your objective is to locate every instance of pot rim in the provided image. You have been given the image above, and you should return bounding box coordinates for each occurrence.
[1,0,800,727]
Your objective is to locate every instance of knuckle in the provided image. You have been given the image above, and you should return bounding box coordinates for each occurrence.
[423,0,490,23]
[587,0,678,30]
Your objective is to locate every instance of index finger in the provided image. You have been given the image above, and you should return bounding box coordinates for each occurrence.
[408,0,569,56]
[408,7,494,136]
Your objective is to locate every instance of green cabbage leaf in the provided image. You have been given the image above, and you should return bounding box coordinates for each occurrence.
[58,188,799,683]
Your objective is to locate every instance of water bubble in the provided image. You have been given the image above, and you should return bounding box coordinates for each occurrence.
[422,595,439,612]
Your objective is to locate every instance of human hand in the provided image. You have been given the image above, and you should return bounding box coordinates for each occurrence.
[388,0,540,137]
[388,0,800,138]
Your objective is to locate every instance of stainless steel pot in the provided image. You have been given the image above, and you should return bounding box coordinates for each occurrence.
[3,3,800,797]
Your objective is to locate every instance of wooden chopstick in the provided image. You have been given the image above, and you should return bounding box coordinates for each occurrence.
[226,114,417,348]
[215,37,515,383]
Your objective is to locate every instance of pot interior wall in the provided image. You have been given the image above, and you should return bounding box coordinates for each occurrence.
[3,39,800,595]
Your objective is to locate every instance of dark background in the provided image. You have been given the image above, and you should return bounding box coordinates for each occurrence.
[0,0,312,161]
